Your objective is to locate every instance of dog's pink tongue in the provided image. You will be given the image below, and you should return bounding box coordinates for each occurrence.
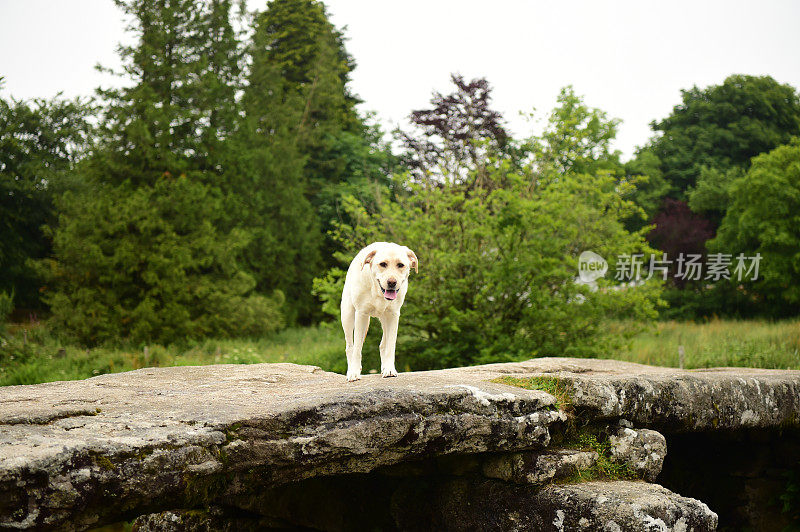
[384,289,397,300]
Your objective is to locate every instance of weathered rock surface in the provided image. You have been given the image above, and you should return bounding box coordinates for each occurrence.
[506,359,800,431]
[538,480,718,532]
[609,427,667,482]
[140,475,717,532]
[0,357,798,530]
[391,478,718,531]
[131,507,286,531]
[482,449,599,485]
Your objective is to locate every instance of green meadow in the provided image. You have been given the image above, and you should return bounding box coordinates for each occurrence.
[3,319,798,387]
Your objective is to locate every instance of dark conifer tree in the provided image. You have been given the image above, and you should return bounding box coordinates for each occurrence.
[41,0,283,344]
[249,0,396,279]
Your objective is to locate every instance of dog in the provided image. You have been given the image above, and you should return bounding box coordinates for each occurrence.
[341,242,418,381]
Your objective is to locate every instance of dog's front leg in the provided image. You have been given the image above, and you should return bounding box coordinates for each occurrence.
[379,313,399,378]
[347,311,370,381]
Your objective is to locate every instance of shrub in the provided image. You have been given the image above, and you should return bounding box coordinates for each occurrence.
[39,176,284,345]
[314,165,663,370]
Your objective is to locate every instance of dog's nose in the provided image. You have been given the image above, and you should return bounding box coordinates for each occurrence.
[387,278,397,289]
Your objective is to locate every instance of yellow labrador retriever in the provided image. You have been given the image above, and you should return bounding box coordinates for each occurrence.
[341,242,418,381]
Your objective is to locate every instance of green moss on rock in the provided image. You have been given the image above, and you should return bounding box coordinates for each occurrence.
[492,376,574,411]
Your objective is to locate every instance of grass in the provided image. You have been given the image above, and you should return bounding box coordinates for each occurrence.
[2,318,800,386]
[562,432,637,482]
[612,318,800,370]
[0,322,345,386]
[492,375,573,410]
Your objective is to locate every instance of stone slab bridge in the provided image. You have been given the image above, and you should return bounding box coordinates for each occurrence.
[1,358,799,531]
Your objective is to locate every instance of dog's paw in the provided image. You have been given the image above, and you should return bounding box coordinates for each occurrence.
[381,367,398,378]
[346,369,362,382]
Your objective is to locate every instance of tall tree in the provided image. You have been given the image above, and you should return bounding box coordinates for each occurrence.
[252,3,392,215]
[234,34,322,322]
[710,139,800,314]
[193,0,243,173]
[532,85,623,180]
[400,74,510,189]
[251,0,364,195]
[0,88,92,310]
[94,0,242,186]
[42,0,282,343]
[252,0,361,143]
[649,74,800,200]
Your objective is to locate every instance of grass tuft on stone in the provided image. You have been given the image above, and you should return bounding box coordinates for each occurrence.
[563,432,637,483]
[492,375,573,411]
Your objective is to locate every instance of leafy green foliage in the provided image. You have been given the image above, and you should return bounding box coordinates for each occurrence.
[710,139,800,312]
[234,46,322,323]
[251,0,369,195]
[0,92,93,309]
[315,167,662,370]
[626,76,800,319]
[315,82,662,370]
[40,177,283,345]
[687,165,745,224]
[39,0,301,341]
[530,86,624,180]
[248,0,395,310]
[253,0,359,130]
[92,0,249,186]
[649,74,800,199]
[622,148,670,229]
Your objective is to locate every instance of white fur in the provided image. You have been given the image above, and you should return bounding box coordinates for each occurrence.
[340,242,418,381]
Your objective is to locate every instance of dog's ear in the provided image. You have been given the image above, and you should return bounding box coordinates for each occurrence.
[362,249,377,270]
[406,248,418,273]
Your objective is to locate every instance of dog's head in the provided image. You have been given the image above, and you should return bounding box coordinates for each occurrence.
[362,243,418,301]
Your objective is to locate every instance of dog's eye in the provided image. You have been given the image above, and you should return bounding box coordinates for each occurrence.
[398,263,405,268]
[379,262,387,268]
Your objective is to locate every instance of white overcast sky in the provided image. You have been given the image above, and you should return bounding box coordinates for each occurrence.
[1,0,799,159]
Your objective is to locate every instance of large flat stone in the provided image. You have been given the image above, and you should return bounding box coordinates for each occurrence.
[0,363,561,530]
[0,358,797,529]
[483,357,800,431]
